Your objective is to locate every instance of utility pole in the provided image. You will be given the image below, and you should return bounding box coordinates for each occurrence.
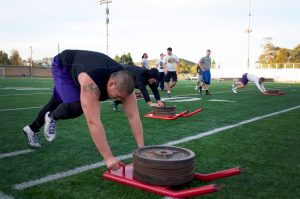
[246,0,252,72]
[57,42,60,54]
[100,0,112,55]
[29,46,33,78]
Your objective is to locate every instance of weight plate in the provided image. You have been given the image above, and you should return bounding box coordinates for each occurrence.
[152,106,176,116]
[133,169,194,186]
[133,163,194,176]
[133,146,195,169]
[267,90,279,94]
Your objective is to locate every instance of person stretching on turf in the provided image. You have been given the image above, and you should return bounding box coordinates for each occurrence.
[22,49,144,171]
[232,73,266,93]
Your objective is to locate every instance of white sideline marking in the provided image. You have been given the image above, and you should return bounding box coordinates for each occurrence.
[0,92,52,97]
[0,149,34,160]
[13,154,132,190]
[0,191,14,199]
[0,107,41,112]
[12,105,300,190]
[161,96,201,102]
[208,99,236,103]
[0,87,51,91]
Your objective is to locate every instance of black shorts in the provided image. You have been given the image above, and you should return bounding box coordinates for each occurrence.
[165,71,177,82]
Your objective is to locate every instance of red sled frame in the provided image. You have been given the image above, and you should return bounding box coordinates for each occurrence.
[263,91,287,96]
[103,163,242,198]
[144,108,204,120]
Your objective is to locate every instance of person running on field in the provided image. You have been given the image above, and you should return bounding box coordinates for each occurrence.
[22,49,144,171]
[195,62,203,94]
[199,49,212,95]
[163,47,180,97]
[232,73,267,94]
[156,53,165,91]
[141,53,149,69]
[112,67,164,111]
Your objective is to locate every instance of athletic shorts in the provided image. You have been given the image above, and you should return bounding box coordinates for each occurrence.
[241,73,248,85]
[52,56,80,103]
[165,71,177,82]
[202,71,211,84]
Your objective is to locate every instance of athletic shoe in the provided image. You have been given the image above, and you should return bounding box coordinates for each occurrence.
[232,88,237,93]
[232,81,236,87]
[195,85,198,91]
[22,126,41,148]
[44,112,57,142]
[167,93,172,97]
[205,91,212,95]
[112,101,118,111]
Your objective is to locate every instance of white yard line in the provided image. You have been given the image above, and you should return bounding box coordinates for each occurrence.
[0,149,34,160]
[13,154,132,190]
[13,104,300,191]
[0,191,14,199]
[0,107,42,112]
[208,99,236,102]
[0,93,52,97]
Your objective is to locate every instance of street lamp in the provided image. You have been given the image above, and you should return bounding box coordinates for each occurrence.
[246,0,252,72]
[29,46,33,78]
[100,0,112,55]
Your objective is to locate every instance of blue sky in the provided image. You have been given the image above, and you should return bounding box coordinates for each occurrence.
[1,0,299,69]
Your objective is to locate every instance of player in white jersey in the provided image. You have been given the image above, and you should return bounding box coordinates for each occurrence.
[232,73,267,93]
[163,47,180,97]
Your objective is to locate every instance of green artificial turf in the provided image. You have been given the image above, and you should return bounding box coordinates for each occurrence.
[0,77,299,198]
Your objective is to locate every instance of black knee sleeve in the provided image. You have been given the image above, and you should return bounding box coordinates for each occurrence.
[51,102,83,120]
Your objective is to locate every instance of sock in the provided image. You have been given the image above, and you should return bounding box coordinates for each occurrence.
[199,86,202,92]
[29,123,40,133]
[206,90,209,94]
[167,90,171,94]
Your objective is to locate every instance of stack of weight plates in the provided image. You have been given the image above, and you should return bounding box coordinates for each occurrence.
[267,90,279,94]
[133,146,195,186]
[152,105,176,117]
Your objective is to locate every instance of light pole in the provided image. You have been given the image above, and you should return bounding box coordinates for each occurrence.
[246,0,252,72]
[29,46,33,78]
[100,0,112,55]
[57,42,60,54]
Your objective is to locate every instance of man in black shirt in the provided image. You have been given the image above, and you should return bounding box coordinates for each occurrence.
[22,50,144,171]
[112,66,164,111]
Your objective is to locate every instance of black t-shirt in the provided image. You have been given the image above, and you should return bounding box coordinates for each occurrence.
[123,65,160,102]
[58,50,123,101]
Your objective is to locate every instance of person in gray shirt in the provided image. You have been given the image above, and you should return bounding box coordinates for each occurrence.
[199,49,212,95]
[141,53,149,69]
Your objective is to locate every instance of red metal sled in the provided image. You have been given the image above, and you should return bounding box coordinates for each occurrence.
[103,163,242,198]
[144,108,204,120]
[264,91,287,96]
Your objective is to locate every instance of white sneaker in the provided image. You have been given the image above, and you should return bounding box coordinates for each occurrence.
[232,88,237,93]
[195,85,198,91]
[44,112,57,142]
[22,126,41,148]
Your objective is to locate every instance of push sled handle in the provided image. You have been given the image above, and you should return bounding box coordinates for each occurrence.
[107,162,126,177]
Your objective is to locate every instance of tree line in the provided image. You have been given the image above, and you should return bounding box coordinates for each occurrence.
[0,49,51,67]
[258,38,300,64]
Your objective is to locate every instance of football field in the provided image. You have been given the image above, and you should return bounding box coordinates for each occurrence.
[0,78,299,199]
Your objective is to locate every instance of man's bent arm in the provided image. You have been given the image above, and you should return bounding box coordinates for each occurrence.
[123,93,144,148]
